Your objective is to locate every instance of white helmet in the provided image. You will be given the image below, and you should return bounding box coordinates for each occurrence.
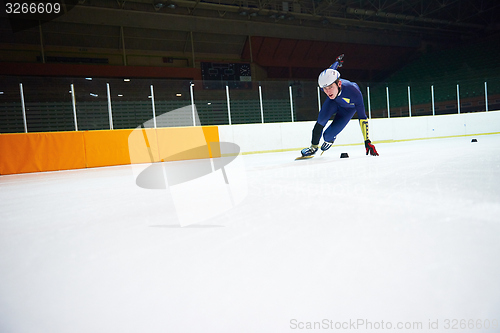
[318,69,340,88]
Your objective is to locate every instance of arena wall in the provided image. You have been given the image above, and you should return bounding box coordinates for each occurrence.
[1,111,499,175]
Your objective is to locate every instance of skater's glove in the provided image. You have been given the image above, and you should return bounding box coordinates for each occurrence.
[364,140,379,156]
[329,54,344,70]
[335,54,344,68]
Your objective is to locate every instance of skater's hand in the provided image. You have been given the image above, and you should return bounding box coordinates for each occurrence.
[329,54,344,70]
[365,140,379,156]
[336,54,344,68]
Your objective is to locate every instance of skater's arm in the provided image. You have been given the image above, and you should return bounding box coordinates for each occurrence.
[329,54,344,70]
[359,119,370,142]
[359,119,379,156]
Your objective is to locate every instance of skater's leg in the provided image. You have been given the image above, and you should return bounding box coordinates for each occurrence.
[322,108,356,143]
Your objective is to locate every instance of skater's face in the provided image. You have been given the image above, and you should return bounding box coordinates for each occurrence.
[323,80,341,99]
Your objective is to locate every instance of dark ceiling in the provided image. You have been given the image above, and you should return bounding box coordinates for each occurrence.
[1,0,499,81]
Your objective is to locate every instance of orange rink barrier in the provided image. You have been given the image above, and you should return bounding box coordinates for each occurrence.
[0,126,220,175]
[156,126,221,162]
[84,129,135,168]
[0,132,86,174]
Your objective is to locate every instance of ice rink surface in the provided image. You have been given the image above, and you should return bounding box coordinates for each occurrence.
[1,134,500,333]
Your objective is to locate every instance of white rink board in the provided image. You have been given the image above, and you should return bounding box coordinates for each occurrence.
[463,111,500,134]
[219,110,500,154]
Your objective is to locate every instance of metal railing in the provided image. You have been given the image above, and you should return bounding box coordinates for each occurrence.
[1,75,499,133]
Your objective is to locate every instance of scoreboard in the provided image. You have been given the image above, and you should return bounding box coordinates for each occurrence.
[201,62,252,89]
